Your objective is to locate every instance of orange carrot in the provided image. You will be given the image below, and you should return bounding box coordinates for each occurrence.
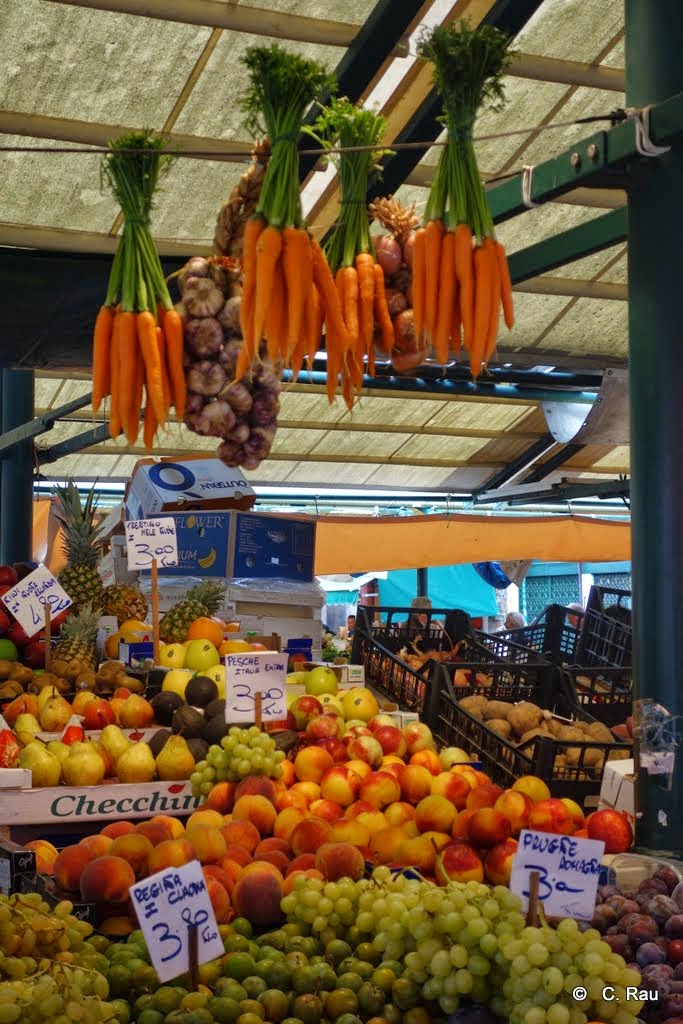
[92,305,113,414]
[143,396,157,450]
[136,310,167,426]
[282,227,312,356]
[372,263,395,354]
[126,341,144,445]
[412,227,427,343]
[433,231,457,365]
[239,216,266,357]
[451,290,462,357]
[253,225,283,347]
[117,310,137,434]
[303,286,323,369]
[156,325,172,420]
[342,355,355,412]
[483,237,501,365]
[424,219,445,343]
[454,224,474,351]
[355,253,376,355]
[326,324,341,404]
[234,343,252,383]
[108,309,123,439]
[163,307,186,420]
[495,239,514,330]
[265,256,286,364]
[470,244,492,378]
[337,266,360,350]
[311,237,350,354]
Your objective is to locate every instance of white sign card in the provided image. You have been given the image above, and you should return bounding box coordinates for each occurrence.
[129,859,223,983]
[510,829,605,921]
[225,651,288,723]
[126,518,178,570]
[0,564,72,639]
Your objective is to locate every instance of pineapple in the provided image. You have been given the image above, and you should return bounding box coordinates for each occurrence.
[159,581,225,644]
[102,584,148,626]
[52,603,100,676]
[53,483,104,612]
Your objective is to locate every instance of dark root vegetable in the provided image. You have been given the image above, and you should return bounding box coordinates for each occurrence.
[186,360,227,397]
[179,257,210,291]
[403,231,416,268]
[194,400,237,437]
[184,317,225,358]
[374,234,402,277]
[385,288,408,318]
[218,296,242,336]
[391,347,425,373]
[393,309,418,353]
[230,422,251,445]
[244,425,276,458]
[221,381,253,415]
[182,277,225,318]
[217,439,244,466]
[249,392,281,427]
[185,392,206,414]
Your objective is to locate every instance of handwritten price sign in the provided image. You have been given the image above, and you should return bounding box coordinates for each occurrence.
[225,651,287,723]
[129,860,223,983]
[509,829,605,921]
[126,518,178,570]
[0,564,72,639]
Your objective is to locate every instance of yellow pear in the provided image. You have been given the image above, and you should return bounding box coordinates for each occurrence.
[100,725,132,765]
[38,685,63,710]
[14,713,41,735]
[155,735,195,781]
[62,742,106,786]
[39,696,72,732]
[47,740,70,765]
[116,742,156,783]
[18,743,62,787]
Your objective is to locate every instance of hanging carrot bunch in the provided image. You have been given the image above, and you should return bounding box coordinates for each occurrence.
[311,99,393,409]
[415,21,515,377]
[237,44,341,382]
[92,130,185,446]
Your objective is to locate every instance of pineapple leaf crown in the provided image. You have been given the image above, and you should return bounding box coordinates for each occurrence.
[53,482,103,570]
[58,603,101,643]
[185,581,224,615]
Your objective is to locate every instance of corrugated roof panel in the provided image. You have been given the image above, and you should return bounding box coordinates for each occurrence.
[502,292,579,349]
[364,465,465,488]
[284,461,377,484]
[535,298,628,356]
[270,428,329,456]
[279,391,348,424]
[520,87,625,170]
[242,0,373,22]
[515,0,622,63]
[392,434,490,462]
[339,396,445,427]
[150,159,244,243]
[34,378,64,409]
[309,430,413,458]
[539,243,626,283]
[590,445,630,468]
[424,401,536,432]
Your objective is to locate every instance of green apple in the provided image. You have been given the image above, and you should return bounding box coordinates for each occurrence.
[305,666,339,698]
[318,693,344,716]
[159,643,186,669]
[184,639,220,673]
[204,664,226,699]
[286,671,308,686]
[162,669,194,700]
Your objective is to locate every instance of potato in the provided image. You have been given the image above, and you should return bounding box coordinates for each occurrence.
[487,719,512,739]
[545,719,564,738]
[584,721,615,744]
[556,725,586,743]
[0,660,14,680]
[459,695,488,718]
[518,726,550,746]
[607,749,631,762]
[507,703,544,738]
[554,754,567,769]
[565,745,603,768]
[482,701,513,722]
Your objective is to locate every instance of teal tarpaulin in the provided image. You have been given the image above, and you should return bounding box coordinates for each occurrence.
[378,566,498,618]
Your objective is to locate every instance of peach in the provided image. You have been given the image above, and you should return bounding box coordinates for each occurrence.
[54,845,96,893]
[240,859,285,884]
[373,726,408,758]
[220,819,260,853]
[79,834,113,858]
[147,838,195,874]
[435,842,484,885]
[150,814,185,839]
[223,844,253,867]
[206,782,237,815]
[185,825,228,864]
[468,808,512,850]
[187,808,225,831]
[309,798,344,823]
[344,800,376,819]
[279,759,296,788]
[421,830,451,852]
[430,771,471,810]
[204,873,231,923]
[291,781,321,803]
[586,809,633,853]
[494,790,533,835]
[294,746,334,784]
[287,853,316,874]
[320,765,362,807]
[290,695,323,730]
[395,835,437,873]
[528,798,574,836]
[101,821,135,840]
[258,849,291,875]
[347,735,384,769]
[25,839,58,876]
[255,837,291,858]
[359,771,401,809]
[561,798,586,830]
[367,714,398,733]
[306,713,344,742]
[484,838,519,885]
[233,868,284,929]
[369,827,410,865]
[382,753,406,765]
[330,818,371,848]
[511,775,551,803]
[466,782,504,811]
[452,809,476,841]
[134,821,173,846]
[451,765,480,790]
[409,750,441,776]
[355,809,389,835]
[345,759,373,780]
[315,842,365,882]
[399,764,433,804]
[380,762,405,781]
[402,721,435,754]
[217,857,244,890]
[234,775,278,806]
[108,833,153,878]
[276,790,309,812]
[384,801,416,828]
[315,738,349,764]
[290,818,333,857]
[203,864,233,891]
[273,807,307,843]
[415,795,457,834]
[232,795,278,837]
[283,868,323,895]
[79,855,136,902]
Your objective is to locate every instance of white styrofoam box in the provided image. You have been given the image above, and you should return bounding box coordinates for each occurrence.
[229,579,325,613]
[599,758,635,824]
[99,537,138,586]
[0,770,32,790]
[234,614,322,661]
[0,782,200,825]
[138,576,236,619]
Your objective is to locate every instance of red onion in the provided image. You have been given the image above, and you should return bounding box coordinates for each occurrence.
[374,235,402,277]
[403,232,416,268]
[182,277,225,318]
[218,296,242,336]
[385,288,407,318]
[221,381,253,415]
[185,317,224,358]
[195,400,237,438]
[249,392,279,427]
[393,309,417,353]
[186,360,227,397]
[391,347,425,373]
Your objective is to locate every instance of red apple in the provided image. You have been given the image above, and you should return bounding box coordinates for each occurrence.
[24,639,48,669]
[315,739,348,763]
[6,620,30,648]
[82,699,116,731]
[290,696,323,731]
[0,610,9,635]
[0,567,18,587]
[51,607,72,630]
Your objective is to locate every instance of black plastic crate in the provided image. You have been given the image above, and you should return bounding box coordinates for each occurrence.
[354,605,471,657]
[561,666,632,729]
[429,666,632,810]
[353,630,431,712]
[577,586,632,669]
[483,604,583,664]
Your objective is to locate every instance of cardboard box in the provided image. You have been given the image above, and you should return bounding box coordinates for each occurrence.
[0,769,31,790]
[303,662,365,687]
[599,758,635,824]
[0,836,35,894]
[0,781,201,826]
[18,872,96,922]
[124,457,256,519]
[98,537,138,586]
[119,640,154,668]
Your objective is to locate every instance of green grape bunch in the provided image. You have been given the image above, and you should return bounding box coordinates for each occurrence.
[191,725,286,799]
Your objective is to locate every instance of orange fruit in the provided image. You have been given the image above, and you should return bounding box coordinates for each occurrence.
[186,617,224,648]
[105,631,121,659]
[249,643,267,651]
[219,639,253,655]
[225,622,241,633]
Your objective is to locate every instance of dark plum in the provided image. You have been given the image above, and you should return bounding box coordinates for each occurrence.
[639,877,670,896]
[618,900,641,918]
[591,905,618,932]
[625,915,659,944]
[674,962,683,981]
[666,916,683,940]
[642,963,674,1000]
[647,895,680,927]
[606,925,620,936]
[598,884,621,900]
[635,892,654,909]
[655,867,681,895]
[664,995,683,1019]
[636,942,667,968]
[605,895,629,913]
[604,934,632,958]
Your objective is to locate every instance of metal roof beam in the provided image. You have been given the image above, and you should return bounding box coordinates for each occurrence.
[38,422,112,464]
[508,208,628,284]
[514,276,626,300]
[518,443,586,484]
[471,432,558,495]
[0,394,92,457]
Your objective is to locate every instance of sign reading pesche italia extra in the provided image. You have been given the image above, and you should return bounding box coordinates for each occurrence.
[0,782,201,825]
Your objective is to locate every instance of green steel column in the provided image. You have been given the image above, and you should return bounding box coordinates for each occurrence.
[626,1,683,856]
[417,569,428,599]
[0,370,35,565]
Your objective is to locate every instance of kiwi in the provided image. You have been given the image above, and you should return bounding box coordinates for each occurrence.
[203,715,229,746]
[148,728,172,758]
[151,691,184,727]
[187,737,209,763]
[171,705,206,739]
[203,699,226,721]
[185,676,219,709]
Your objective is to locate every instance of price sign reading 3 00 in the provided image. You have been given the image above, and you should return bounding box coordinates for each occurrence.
[126,518,179,570]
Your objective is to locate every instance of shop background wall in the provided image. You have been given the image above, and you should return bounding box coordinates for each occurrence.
[378,566,499,619]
